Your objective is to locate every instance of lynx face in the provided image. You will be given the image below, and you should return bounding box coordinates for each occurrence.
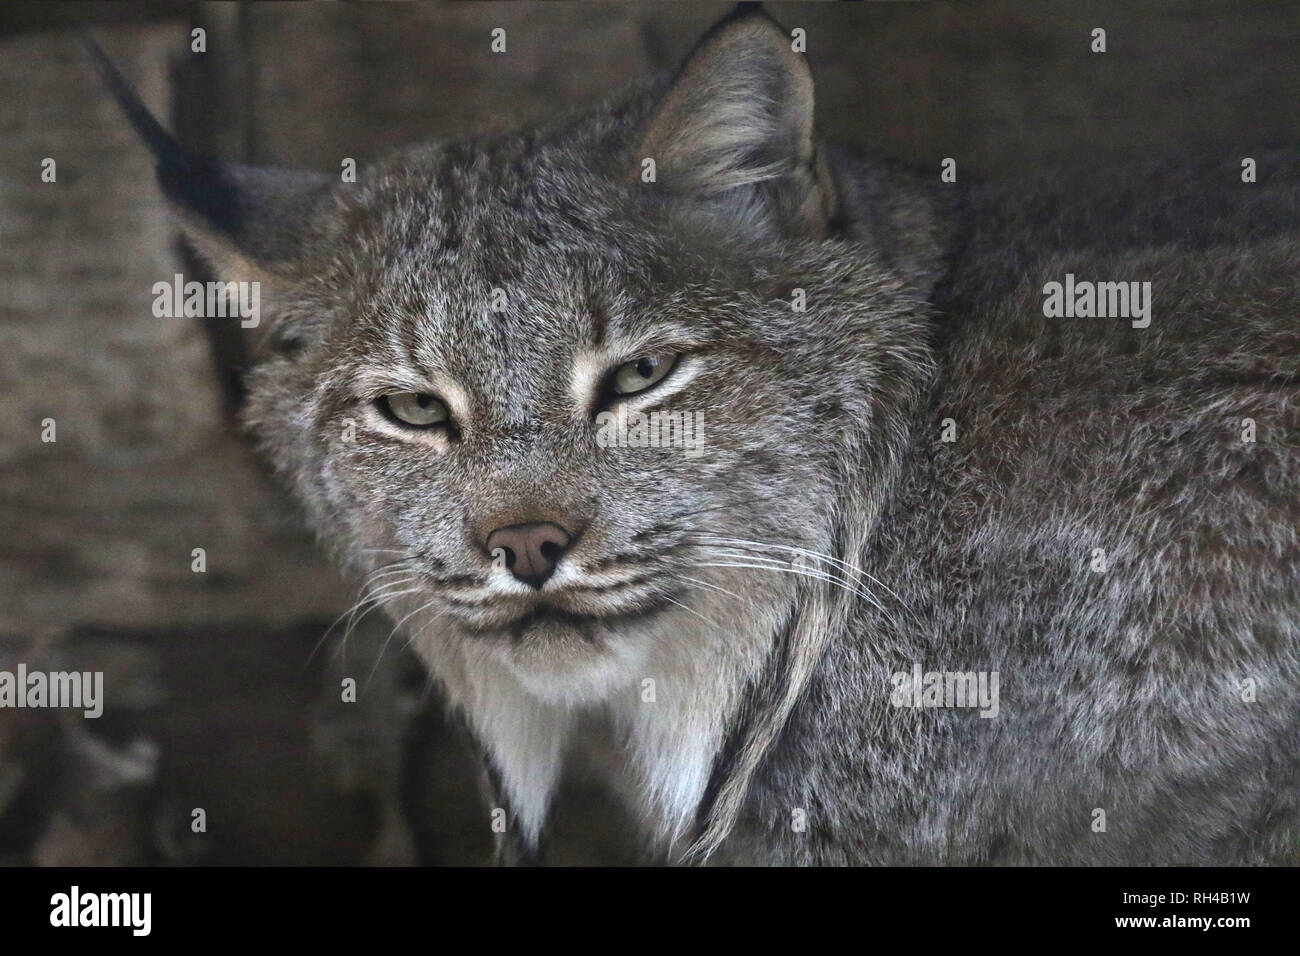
[96,9,931,706]
[233,16,931,702]
[246,140,868,699]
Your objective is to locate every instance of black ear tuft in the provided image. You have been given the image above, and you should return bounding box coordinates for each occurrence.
[83,33,330,277]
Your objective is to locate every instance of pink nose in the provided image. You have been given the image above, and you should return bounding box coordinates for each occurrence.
[485,522,573,588]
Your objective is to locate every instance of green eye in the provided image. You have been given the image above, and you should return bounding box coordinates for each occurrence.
[380,392,449,427]
[611,355,677,396]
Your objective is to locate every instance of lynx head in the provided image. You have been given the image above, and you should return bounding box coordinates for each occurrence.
[97,9,936,710]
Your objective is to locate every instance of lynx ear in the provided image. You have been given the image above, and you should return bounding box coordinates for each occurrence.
[636,7,836,238]
[85,36,330,283]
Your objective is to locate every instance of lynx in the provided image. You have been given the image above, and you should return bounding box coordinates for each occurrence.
[92,7,1300,864]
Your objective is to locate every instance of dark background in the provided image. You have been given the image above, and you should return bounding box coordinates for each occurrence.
[1,0,1297,865]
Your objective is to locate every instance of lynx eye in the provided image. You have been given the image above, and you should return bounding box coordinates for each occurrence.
[611,355,677,396]
[379,392,449,428]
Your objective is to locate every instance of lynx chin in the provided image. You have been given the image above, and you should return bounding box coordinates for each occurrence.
[92,6,1300,865]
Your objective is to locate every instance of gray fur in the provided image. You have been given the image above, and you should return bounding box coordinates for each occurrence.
[100,9,1300,864]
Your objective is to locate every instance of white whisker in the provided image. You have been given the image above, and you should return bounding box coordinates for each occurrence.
[693,557,898,628]
[305,561,417,669]
[366,597,443,686]
[689,532,918,627]
[660,594,723,631]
